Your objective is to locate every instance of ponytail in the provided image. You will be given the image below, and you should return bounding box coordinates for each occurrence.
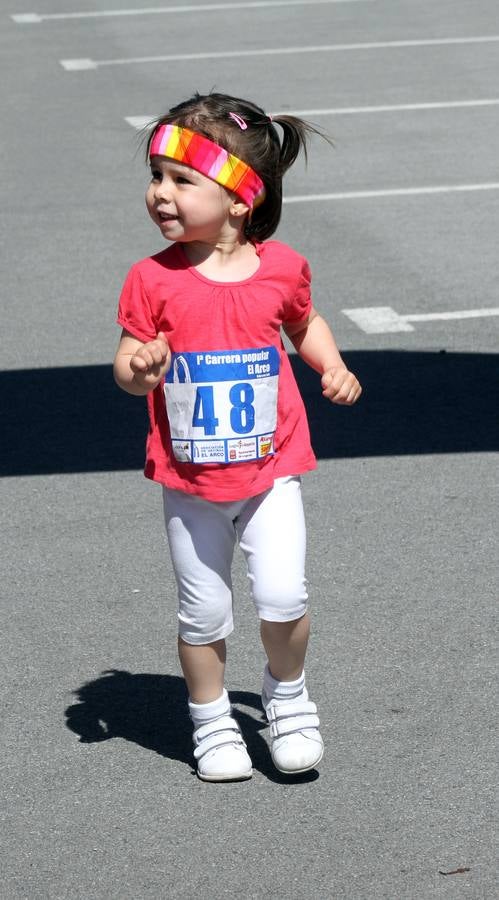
[244,113,331,240]
[270,114,331,175]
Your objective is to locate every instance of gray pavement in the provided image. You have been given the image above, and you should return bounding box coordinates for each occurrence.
[1,1,498,898]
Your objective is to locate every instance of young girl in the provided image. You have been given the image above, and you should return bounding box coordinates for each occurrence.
[114,92,361,782]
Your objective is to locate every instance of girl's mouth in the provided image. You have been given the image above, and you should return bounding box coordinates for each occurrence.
[158,212,177,222]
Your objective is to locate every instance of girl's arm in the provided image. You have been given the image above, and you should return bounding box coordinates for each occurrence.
[113,329,171,396]
[284,308,362,405]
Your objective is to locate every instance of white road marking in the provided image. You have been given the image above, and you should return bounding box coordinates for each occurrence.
[126,99,499,131]
[60,35,499,70]
[274,98,499,116]
[122,125,499,202]
[406,309,499,322]
[126,116,156,130]
[62,58,98,70]
[283,183,499,202]
[12,0,373,24]
[11,13,41,22]
[342,306,499,334]
[123,118,499,202]
[343,308,415,334]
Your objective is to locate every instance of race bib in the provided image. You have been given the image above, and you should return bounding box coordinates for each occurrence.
[164,347,280,464]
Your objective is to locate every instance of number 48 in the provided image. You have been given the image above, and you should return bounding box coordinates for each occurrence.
[192,383,255,436]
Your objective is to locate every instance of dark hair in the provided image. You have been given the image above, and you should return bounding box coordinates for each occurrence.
[144,91,330,241]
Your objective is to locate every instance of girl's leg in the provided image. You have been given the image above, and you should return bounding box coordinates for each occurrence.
[237,477,323,773]
[163,487,238,651]
[259,613,310,683]
[163,488,252,781]
[177,636,226,704]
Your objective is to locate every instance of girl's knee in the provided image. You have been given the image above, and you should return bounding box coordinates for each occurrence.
[177,584,234,645]
[250,578,308,622]
[178,614,233,645]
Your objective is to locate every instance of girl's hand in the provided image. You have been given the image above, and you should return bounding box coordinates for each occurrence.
[321,367,362,405]
[130,331,171,388]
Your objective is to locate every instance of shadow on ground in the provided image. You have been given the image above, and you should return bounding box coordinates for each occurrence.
[2,351,498,476]
[64,669,318,783]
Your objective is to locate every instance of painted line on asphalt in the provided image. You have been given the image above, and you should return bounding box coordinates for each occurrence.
[126,116,156,130]
[274,98,499,116]
[126,99,499,131]
[12,0,373,24]
[124,122,499,206]
[283,183,499,202]
[119,133,499,205]
[60,34,499,70]
[342,306,499,334]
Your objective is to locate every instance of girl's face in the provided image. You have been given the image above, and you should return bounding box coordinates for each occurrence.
[146,156,237,243]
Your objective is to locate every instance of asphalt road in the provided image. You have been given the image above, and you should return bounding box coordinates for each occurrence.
[1,1,498,898]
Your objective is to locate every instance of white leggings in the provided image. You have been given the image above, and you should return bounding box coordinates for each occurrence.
[163,476,308,645]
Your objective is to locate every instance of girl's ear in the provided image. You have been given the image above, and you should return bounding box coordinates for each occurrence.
[230,200,251,218]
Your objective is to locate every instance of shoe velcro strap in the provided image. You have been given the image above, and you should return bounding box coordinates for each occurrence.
[267,701,320,739]
[193,716,245,761]
[266,700,318,723]
[194,715,241,743]
[269,714,320,739]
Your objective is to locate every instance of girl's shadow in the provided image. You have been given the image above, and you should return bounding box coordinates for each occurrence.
[64,670,319,783]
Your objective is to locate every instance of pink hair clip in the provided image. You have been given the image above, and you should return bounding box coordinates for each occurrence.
[229,112,247,131]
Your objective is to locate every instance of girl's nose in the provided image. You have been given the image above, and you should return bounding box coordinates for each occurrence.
[154,178,172,202]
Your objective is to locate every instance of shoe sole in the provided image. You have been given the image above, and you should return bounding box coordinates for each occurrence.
[197,769,253,782]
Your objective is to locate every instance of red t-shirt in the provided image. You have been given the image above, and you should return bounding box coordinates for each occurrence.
[117,240,317,501]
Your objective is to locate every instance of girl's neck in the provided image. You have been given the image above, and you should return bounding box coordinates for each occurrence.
[181,236,260,282]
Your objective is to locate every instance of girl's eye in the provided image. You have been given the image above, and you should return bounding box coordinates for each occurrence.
[150,169,162,181]
[176,175,192,185]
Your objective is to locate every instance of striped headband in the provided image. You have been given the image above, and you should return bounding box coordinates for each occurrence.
[149,123,266,209]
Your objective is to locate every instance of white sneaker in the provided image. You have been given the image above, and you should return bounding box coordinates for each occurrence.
[193,715,253,782]
[262,695,324,774]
